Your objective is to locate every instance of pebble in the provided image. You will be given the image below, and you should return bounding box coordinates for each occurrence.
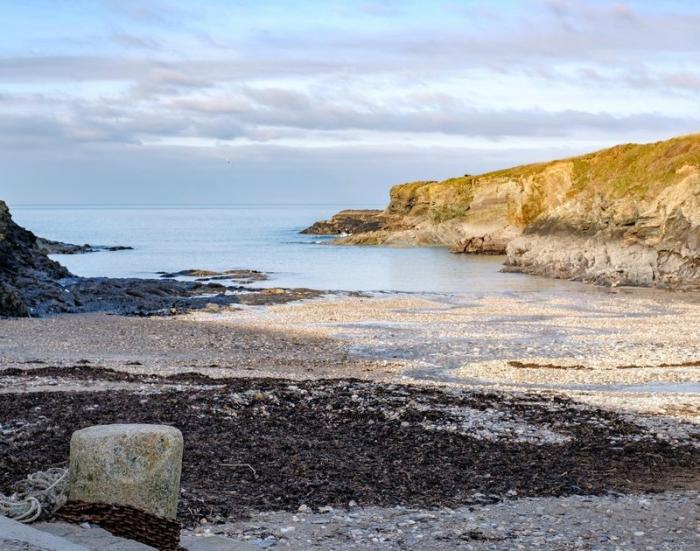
[185,491,700,550]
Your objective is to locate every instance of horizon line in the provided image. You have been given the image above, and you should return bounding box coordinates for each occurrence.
[11,202,382,208]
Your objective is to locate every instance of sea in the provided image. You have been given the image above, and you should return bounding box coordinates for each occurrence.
[12,204,581,295]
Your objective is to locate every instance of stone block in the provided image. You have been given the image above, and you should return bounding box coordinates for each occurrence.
[69,424,183,519]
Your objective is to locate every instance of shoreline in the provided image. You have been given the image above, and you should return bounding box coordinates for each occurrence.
[3,288,699,408]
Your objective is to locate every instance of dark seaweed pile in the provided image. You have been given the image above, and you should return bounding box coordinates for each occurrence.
[1,371,697,527]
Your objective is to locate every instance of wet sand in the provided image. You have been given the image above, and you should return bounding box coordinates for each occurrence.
[0,311,402,380]
[185,288,700,419]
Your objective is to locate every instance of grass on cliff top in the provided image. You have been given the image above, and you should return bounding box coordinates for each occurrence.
[479,133,700,197]
[386,133,700,224]
[396,133,700,197]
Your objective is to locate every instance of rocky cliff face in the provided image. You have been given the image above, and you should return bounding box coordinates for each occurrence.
[304,134,700,289]
[0,200,72,316]
[505,161,700,288]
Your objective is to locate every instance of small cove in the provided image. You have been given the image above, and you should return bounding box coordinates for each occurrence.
[13,204,586,294]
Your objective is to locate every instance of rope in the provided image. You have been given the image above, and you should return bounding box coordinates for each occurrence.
[56,500,183,551]
[0,468,69,523]
[2,470,182,549]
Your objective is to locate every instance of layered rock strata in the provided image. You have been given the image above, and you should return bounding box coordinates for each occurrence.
[304,134,700,289]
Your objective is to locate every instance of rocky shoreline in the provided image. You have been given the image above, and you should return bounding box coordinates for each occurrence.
[301,209,388,236]
[36,237,133,255]
[304,134,700,290]
[0,200,321,318]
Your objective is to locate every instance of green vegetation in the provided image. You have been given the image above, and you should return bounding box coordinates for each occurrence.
[567,135,700,198]
[429,203,471,224]
[387,134,700,226]
[483,133,700,199]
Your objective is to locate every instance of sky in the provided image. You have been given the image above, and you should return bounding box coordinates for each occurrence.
[1,0,699,206]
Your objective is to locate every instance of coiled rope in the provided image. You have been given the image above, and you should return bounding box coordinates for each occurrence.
[0,467,68,523]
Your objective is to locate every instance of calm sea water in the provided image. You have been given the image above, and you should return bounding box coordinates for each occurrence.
[12,205,581,294]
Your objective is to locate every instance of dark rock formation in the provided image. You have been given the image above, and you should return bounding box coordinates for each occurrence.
[0,201,71,316]
[0,201,320,317]
[36,238,133,255]
[158,269,267,284]
[301,210,389,235]
[44,278,320,317]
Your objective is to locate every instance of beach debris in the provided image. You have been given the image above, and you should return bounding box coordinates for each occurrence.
[0,468,68,523]
[2,377,698,530]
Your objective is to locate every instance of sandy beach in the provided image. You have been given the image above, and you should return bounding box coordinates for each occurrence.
[1,287,699,549]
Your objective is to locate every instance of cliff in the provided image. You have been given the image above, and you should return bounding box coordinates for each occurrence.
[0,200,71,316]
[304,134,700,289]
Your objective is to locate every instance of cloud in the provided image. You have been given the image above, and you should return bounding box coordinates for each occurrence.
[0,56,153,82]
[2,0,700,203]
[609,3,636,21]
[571,66,700,94]
[1,84,697,151]
[130,68,213,98]
[111,32,162,51]
[0,112,140,148]
[166,86,699,139]
[0,56,347,85]
[171,96,249,115]
[101,0,189,27]
[545,0,637,23]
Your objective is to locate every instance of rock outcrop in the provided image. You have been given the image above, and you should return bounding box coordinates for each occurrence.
[301,209,391,236]
[158,268,267,284]
[36,237,133,255]
[304,134,700,289]
[503,155,700,288]
[0,201,321,317]
[0,201,71,316]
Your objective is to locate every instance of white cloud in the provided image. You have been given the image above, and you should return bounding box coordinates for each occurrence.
[1,0,699,203]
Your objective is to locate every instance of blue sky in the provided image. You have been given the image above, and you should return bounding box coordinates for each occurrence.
[1,0,699,205]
